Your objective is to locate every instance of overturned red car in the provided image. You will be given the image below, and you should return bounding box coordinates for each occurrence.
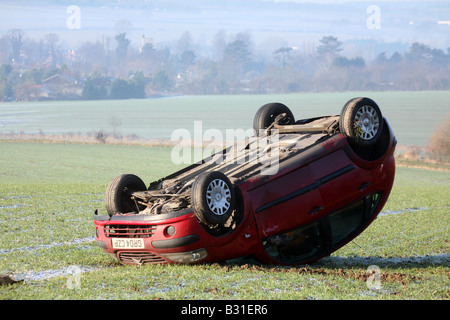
[94,97,396,265]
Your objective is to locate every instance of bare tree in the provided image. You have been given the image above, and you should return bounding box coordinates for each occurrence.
[108,115,122,139]
[213,30,227,61]
[177,31,193,54]
[429,114,450,162]
[45,33,59,68]
[45,33,59,54]
[115,33,130,61]
[8,29,24,63]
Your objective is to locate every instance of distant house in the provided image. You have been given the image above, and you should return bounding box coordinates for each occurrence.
[41,74,82,99]
[140,35,154,53]
[32,84,50,100]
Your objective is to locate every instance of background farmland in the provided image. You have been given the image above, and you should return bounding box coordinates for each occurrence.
[0,91,449,302]
[1,91,449,145]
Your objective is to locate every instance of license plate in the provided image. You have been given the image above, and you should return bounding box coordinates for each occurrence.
[111,238,145,249]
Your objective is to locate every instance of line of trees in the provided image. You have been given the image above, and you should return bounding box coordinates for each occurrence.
[1,29,450,101]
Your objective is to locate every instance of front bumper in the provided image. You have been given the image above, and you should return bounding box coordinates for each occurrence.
[94,209,209,264]
[94,207,260,265]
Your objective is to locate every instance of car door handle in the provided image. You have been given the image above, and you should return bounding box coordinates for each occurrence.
[359,182,371,191]
[308,206,323,215]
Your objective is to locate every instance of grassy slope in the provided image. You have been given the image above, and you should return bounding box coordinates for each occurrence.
[0,141,448,300]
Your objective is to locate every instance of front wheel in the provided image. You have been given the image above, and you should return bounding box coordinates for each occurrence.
[339,97,383,146]
[105,174,146,215]
[191,171,236,227]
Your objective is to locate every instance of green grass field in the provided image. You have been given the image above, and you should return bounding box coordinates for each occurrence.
[1,91,449,145]
[1,91,449,301]
[0,140,448,300]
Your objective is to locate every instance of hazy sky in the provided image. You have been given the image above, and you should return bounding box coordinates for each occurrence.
[0,0,448,51]
[270,0,426,2]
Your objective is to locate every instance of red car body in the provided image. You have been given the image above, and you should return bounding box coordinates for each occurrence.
[94,98,396,265]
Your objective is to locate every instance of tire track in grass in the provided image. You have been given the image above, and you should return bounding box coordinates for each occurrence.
[322,253,450,267]
[6,253,449,285]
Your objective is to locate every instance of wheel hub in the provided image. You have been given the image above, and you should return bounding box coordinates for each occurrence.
[206,179,231,216]
[355,105,380,141]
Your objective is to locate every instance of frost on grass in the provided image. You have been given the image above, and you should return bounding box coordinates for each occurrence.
[0,236,95,254]
[15,265,99,282]
[379,207,429,216]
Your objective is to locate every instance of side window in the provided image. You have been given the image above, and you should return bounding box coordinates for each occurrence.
[329,192,383,248]
[263,221,327,264]
[328,200,365,247]
[369,192,383,216]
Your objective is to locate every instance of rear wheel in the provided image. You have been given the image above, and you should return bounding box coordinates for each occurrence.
[340,97,383,146]
[191,171,236,227]
[105,174,146,215]
[253,102,295,135]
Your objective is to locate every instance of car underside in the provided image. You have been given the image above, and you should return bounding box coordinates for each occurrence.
[101,114,343,234]
[138,117,338,212]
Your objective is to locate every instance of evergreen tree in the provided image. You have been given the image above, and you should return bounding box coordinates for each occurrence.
[115,33,130,61]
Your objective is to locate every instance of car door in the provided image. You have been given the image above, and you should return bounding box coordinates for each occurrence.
[249,164,324,238]
[309,149,373,214]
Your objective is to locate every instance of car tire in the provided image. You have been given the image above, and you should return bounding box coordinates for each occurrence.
[105,174,147,215]
[191,171,236,227]
[339,97,383,146]
[253,102,295,135]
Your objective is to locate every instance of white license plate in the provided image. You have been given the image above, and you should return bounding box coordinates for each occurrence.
[111,238,145,249]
